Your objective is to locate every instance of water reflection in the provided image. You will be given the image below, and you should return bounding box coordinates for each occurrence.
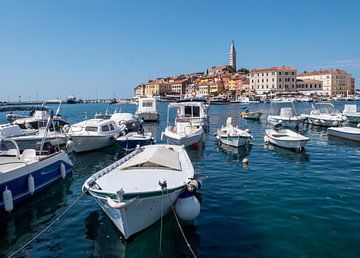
[217,143,252,163]
[85,210,201,258]
[0,176,71,255]
[264,144,310,162]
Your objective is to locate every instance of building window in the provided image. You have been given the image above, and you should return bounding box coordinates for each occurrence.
[279,78,281,82]
[279,72,281,75]
[292,72,295,75]
[285,72,288,75]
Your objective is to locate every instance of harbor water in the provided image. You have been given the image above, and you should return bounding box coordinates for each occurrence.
[1,102,360,258]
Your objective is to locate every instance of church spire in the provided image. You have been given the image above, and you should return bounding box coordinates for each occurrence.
[229,40,236,72]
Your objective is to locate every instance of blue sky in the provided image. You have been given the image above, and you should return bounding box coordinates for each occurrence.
[0,0,359,100]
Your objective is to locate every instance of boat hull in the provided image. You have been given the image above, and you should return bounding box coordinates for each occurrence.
[0,151,73,211]
[94,188,183,239]
[240,112,262,120]
[328,127,360,142]
[70,135,117,153]
[164,127,204,146]
[116,137,154,150]
[265,130,309,151]
[307,116,343,127]
[344,114,360,123]
[218,135,251,147]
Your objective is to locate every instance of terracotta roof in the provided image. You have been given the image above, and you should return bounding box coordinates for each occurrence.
[298,69,348,76]
[251,66,296,73]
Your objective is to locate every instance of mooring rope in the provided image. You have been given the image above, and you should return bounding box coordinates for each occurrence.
[166,188,197,258]
[8,190,87,258]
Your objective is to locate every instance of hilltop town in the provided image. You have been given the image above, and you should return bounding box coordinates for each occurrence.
[134,41,356,100]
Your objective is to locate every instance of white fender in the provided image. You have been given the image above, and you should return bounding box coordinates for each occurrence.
[28,174,35,194]
[60,163,66,179]
[3,187,14,212]
[175,195,201,221]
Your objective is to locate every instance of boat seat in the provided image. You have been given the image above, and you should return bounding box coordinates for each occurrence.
[20,149,37,162]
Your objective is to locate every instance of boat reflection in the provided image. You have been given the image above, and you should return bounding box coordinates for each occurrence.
[217,143,252,162]
[327,135,360,149]
[264,144,310,162]
[0,176,71,254]
[85,211,201,258]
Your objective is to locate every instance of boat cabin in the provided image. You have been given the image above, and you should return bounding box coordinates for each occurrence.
[70,119,119,136]
[137,98,157,113]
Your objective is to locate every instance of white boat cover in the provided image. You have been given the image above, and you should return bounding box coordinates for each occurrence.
[122,146,181,171]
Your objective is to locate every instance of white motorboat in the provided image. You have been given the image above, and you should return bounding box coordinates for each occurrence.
[9,104,69,130]
[0,124,67,151]
[216,117,252,147]
[0,139,73,212]
[327,126,360,142]
[67,119,126,153]
[306,103,344,127]
[162,103,204,146]
[240,110,263,120]
[342,104,360,123]
[264,128,309,151]
[136,97,160,122]
[82,144,201,239]
[267,102,304,128]
[172,99,209,130]
[116,132,155,151]
[162,118,204,147]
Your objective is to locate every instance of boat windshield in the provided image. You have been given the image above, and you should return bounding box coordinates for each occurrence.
[315,104,336,114]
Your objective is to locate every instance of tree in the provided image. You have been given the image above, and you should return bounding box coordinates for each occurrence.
[238,68,250,74]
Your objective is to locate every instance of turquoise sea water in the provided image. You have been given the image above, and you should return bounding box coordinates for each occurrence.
[1,101,360,258]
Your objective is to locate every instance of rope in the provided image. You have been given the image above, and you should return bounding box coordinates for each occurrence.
[158,188,164,258]
[8,190,87,258]
[166,188,197,258]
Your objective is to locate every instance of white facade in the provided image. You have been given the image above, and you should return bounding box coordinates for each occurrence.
[297,69,352,96]
[249,67,297,95]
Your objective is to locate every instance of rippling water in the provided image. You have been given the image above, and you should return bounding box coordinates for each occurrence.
[1,101,360,258]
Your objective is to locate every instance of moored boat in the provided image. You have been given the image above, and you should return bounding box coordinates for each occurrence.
[306,103,344,127]
[116,132,155,151]
[327,126,360,142]
[0,139,73,212]
[67,119,126,153]
[342,104,360,123]
[216,117,252,147]
[135,97,160,122]
[264,128,309,151]
[82,144,201,239]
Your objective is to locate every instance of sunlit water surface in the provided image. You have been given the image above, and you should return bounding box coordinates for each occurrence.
[1,101,360,258]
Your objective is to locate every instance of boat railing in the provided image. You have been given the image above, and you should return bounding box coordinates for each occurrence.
[83,146,143,191]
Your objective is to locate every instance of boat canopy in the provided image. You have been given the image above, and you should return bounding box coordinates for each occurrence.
[122,146,181,171]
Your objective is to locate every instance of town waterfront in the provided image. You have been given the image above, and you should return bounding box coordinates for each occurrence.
[1,101,360,258]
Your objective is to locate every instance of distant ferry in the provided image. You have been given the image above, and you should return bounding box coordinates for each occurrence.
[67,95,77,104]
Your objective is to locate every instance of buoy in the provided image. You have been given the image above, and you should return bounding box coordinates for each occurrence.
[243,157,249,165]
[28,174,35,194]
[175,193,201,221]
[60,163,66,179]
[3,187,14,212]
